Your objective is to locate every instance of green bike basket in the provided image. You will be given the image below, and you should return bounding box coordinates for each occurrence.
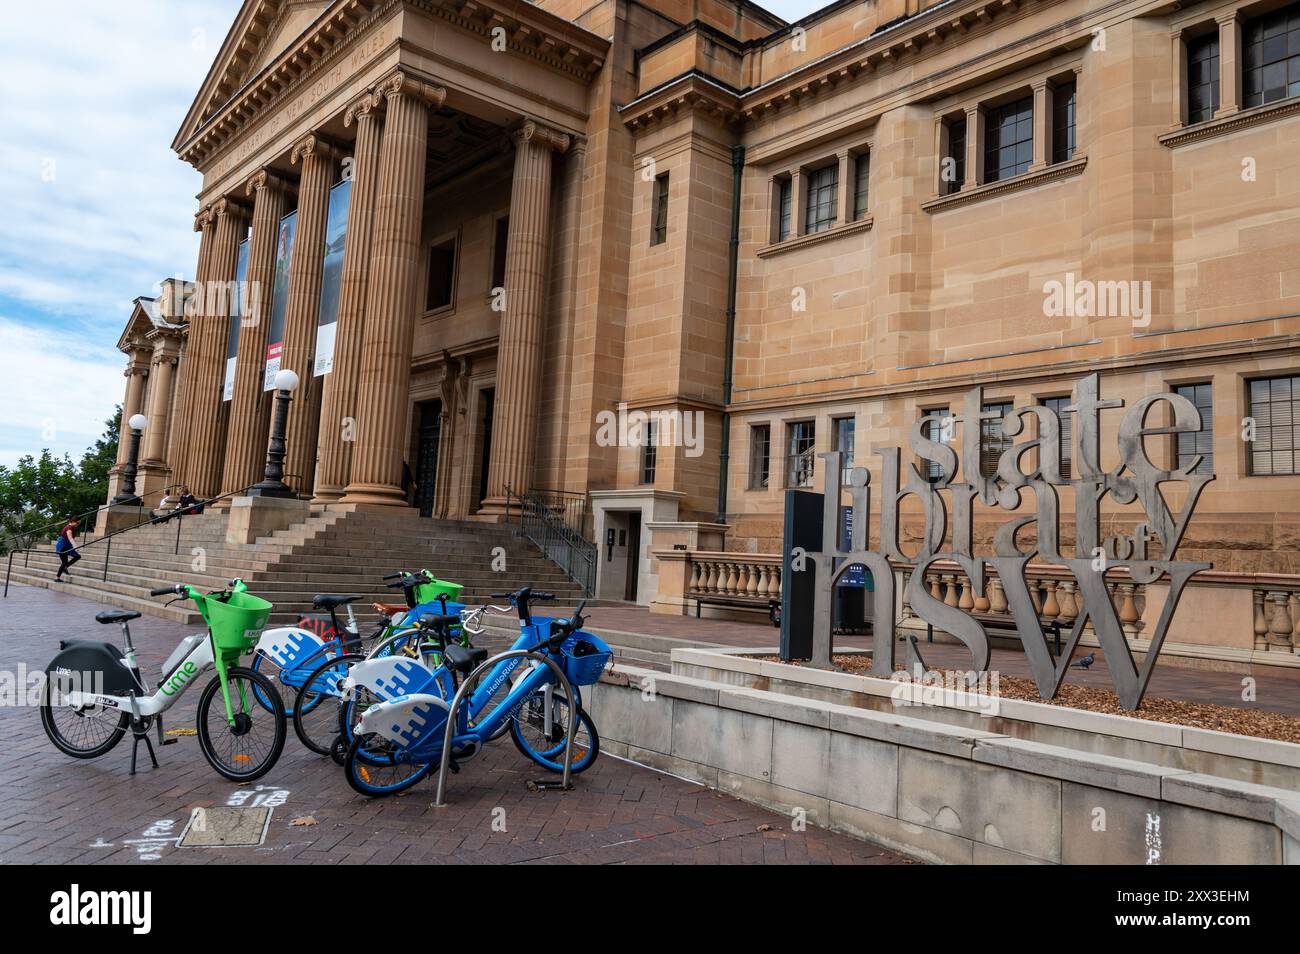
[413,577,464,605]
[205,590,273,653]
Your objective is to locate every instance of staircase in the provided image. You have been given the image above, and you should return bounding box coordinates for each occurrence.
[7,507,584,626]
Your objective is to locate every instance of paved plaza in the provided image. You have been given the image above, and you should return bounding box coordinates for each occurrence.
[0,584,908,865]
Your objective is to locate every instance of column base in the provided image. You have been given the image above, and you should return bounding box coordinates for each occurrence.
[311,486,346,505]
[470,496,513,522]
[100,504,155,535]
[137,461,173,501]
[339,483,408,507]
[226,494,311,545]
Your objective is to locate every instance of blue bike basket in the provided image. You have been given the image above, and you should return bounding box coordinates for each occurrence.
[560,633,612,686]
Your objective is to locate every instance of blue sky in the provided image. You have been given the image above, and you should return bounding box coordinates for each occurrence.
[0,0,821,469]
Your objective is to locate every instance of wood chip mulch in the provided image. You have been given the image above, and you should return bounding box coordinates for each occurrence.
[756,654,1300,744]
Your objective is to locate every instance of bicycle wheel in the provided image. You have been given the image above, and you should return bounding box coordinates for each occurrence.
[344,732,435,797]
[509,688,599,774]
[41,691,129,759]
[251,643,332,719]
[293,652,364,756]
[196,666,287,782]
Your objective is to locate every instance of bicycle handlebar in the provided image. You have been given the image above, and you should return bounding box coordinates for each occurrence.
[150,583,184,597]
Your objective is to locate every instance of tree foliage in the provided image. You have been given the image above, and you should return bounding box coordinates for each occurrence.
[0,408,121,552]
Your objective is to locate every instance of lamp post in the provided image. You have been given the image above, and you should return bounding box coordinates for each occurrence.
[248,369,300,498]
[112,413,150,505]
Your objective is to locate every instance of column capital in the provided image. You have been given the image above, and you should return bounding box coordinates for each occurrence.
[194,206,215,232]
[245,167,292,197]
[1214,9,1242,26]
[291,132,345,166]
[344,88,380,127]
[212,195,252,220]
[511,118,570,154]
[374,68,446,109]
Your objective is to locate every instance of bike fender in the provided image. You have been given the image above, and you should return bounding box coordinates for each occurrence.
[357,692,451,747]
[343,655,442,701]
[255,626,326,670]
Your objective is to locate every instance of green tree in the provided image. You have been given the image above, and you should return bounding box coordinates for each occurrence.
[0,408,121,552]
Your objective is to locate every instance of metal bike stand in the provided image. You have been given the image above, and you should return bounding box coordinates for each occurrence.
[433,649,580,808]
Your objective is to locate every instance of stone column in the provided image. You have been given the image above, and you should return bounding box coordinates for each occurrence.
[1029,79,1050,171]
[1215,11,1242,118]
[315,90,383,502]
[220,170,290,496]
[138,332,181,497]
[341,71,445,506]
[962,104,982,189]
[188,197,249,499]
[481,120,569,511]
[105,348,150,502]
[168,208,216,492]
[279,133,339,496]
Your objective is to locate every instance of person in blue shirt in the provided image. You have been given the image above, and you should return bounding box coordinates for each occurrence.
[53,516,82,581]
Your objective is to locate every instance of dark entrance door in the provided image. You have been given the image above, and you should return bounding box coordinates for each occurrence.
[624,512,641,601]
[477,388,495,507]
[414,400,442,518]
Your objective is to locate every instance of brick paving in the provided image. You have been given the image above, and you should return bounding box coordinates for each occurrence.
[0,584,908,865]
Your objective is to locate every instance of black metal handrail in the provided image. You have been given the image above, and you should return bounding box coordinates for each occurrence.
[504,485,596,597]
[3,476,302,598]
[0,480,197,555]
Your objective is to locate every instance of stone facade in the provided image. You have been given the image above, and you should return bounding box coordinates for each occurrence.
[110,0,1299,652]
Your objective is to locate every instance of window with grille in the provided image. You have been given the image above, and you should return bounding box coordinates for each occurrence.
[834,416,855,485]
[1051,80,1077,163]
[922,409,951,484]
[853,154,870,219]
[1042,396,1073,479]
[786,421,817,487]
[640,419,658,484]
[1244,2,1300,108]
[650,173,669,246]
[1174,383,1214,475]
[804,165,837,234]
[777,178,792,241]
[984,97,1034,183]
[1248,375,1300,476]
[749,425,771,489]
[1187,33,1221,123]
[981,401,1014,478]
[945,118,966,195]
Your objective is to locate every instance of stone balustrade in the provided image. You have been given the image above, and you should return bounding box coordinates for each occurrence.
[686,551,783,604]
[1253,584,1300,654]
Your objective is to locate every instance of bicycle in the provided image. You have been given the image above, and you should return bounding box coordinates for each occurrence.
[40,580,287,782]
[343,597,610,797]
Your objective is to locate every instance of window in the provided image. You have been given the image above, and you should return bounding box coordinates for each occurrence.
[650,173,669,246]
[786,421,817,487]
[1187,33,1220,123]
[983,96,1034,183]
[922,409,951,484]
[804,165,837,234]
[1174,383,1214,475]
[425,238,456,311]
[640,419,658,484]
[834,416,856,485]
[944,117,966,195]
[749,424,772,489]
[1051,80,1077,163]
[981,401,1014,478]
[491,215,509,291]
[1042,396,1073,479]
[1248,375,1300,475]
[1244,3,1300,107]
[777,178,793,241]
[852,153,870,219]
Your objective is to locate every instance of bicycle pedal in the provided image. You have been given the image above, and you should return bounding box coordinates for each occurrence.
[447,760,460,774]
[161,738,179,745]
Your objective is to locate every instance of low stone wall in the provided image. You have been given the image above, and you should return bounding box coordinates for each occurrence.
[587,661,1300,864]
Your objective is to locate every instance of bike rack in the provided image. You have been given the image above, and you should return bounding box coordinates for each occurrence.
[433,648,580,807]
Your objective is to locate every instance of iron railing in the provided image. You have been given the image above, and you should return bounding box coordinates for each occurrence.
[3,476,302,598]
[504,486,596,597]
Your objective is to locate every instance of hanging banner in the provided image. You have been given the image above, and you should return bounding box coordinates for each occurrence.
[264,210,297,390]
[223,237,250,401]
[314,178,351,377]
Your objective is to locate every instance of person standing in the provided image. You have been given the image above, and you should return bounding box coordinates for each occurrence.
[54,516,82,581]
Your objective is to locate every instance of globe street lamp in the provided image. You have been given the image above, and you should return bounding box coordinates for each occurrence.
[112,413,151,505]
[249,369,300,498]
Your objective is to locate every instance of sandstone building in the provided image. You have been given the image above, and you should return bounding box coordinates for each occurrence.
[109,0,1300,665]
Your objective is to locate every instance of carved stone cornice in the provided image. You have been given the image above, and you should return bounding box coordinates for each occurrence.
[511,118,570,154]
[245,168,292,197]
[621,73,743,132]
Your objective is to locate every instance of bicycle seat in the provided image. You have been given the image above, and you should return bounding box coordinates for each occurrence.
[313,594,361,610]
[372,602,407,615]
[415,613,460,630]
[95,609,141,625]
[443,643,488,673]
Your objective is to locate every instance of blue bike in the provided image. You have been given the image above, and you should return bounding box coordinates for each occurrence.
[343,594,609,797]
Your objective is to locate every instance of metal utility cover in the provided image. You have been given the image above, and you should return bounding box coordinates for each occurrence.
[177,806,272,848]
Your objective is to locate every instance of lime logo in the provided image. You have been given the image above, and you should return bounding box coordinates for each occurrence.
[160,660,199,697]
